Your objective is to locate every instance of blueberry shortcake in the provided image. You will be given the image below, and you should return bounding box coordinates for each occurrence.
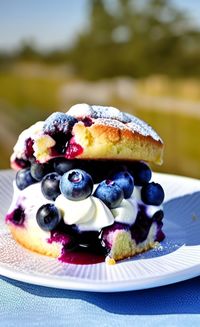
[6,104,165,264]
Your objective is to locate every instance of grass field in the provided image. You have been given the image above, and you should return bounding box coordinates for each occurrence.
[0,63,200,179]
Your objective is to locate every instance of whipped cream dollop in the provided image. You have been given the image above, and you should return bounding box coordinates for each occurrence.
[111,198,138,225]
[54,186,150,231]
[55,195,114,231]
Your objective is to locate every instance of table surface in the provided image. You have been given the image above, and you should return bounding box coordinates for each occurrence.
[1,274,200,327]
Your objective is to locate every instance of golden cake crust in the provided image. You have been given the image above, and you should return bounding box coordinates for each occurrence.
[10,104,164,166]
[72,121,163,164]
[67,104,164,164]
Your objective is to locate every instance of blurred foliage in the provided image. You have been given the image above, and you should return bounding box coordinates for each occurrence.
[71,0,200,79]
[1,0,200,79]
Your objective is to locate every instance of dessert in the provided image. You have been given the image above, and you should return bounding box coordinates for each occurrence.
[6,104,165,264]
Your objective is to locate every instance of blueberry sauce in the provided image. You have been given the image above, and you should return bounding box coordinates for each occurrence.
[59,248,105,264]
[65,140,83,159]
[155,222,165,242]
[48,227,107,264]
[48,230,72,246]
[14,158,30,169]
[25,138,34,159]
[6,206,25,226]
[46,205,165,264]
[49,136,83,159]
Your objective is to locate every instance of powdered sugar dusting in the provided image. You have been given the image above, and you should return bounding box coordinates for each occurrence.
[94,118,127,130]
[67,104,131,123]
[90,105,132,123]
[68,104,162,142]
[127,119,162,142]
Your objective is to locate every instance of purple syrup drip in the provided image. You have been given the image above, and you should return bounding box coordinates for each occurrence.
[47,204,165,265]
[48,229,105,264]
[59,248,105,265]
[155,222,165,242]
[6,206,25,226]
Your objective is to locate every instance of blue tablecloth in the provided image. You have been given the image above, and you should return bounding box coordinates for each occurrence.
[1,275,200,327]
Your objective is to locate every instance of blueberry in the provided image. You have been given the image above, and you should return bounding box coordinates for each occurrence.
[141,182,165,206]
[43,112,78,135]
[78,160,112,183]
[53,158,77,175]
[131,211,152,243]
[129,162,152,186]
[60,169,93,201]
[112,171,134,199]
[93,180,124,209]
[152,210,164,222]
[30,162,51,181]
[36,203,61,231]
[76,231,107,254]
[77,231,100,248]
[16,168,37,190]
[6,206,25,226]
[41,172,61,201]
[51,132,69,154]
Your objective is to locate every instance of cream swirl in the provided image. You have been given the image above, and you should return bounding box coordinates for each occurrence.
[55,193,139,231]
[111,198,138,225]
[55,195,114,231]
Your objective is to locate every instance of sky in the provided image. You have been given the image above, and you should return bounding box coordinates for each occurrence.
[0,0,88,51]
[0,0,200,51]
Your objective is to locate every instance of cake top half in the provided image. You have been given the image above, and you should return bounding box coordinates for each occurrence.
[11,104,164,170]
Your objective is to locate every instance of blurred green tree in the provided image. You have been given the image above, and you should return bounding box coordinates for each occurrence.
[16,40,41,61]
[69,0,200,79]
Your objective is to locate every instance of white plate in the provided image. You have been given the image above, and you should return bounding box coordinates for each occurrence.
[0,170,200,292]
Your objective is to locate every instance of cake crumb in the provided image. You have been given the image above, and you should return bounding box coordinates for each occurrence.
[106,256,116,265]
